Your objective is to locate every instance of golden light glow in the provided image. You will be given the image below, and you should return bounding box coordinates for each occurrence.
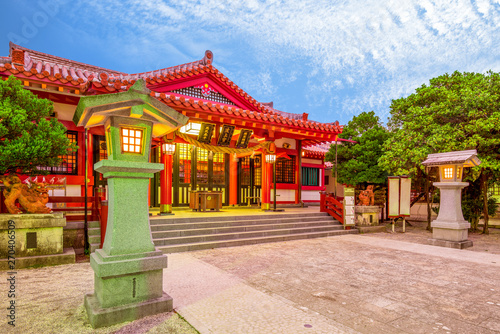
[121,127,143,154]
[179,122,202,135]
[265,154,276,164]
[443,167,454,179]
[457,166,462,179]
[162,143,176,155]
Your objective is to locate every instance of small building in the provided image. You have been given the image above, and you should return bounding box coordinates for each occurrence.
[0,42,342,209]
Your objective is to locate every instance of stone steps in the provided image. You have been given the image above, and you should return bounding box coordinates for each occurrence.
[150,215,334,232]
[151,212,358,254]
[150,211,330,223]
[151,220,341,239]
[157,229,357,254]
[86,221,101,253]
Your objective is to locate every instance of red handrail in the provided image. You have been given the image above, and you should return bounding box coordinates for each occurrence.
[320,192,344,224]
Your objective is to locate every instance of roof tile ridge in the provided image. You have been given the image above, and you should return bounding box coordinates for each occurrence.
[129,59,206,77]
[9,42,126,76]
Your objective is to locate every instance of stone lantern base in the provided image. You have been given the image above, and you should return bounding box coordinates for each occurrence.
[428,182,473,249]
[84,249,173,328]
[428,220,473,249]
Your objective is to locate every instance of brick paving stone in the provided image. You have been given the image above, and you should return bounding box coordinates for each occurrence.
[3,214,500,334]
[480,318,500,332]
[187,232,500,333]
[389,316,445,334]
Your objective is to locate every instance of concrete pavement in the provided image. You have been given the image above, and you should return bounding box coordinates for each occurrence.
[169,234,500,333]
[3,228,500,333]
[164,253,357,334]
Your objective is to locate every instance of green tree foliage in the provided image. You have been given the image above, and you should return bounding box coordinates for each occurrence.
[326,111,389,186]
[379,71,500,233]
[0,76,76,175]
[379,71,500,176]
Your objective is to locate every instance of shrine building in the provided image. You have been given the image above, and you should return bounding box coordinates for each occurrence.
[0,42,342,212]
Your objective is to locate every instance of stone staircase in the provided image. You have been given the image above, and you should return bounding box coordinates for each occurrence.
[150,212,358,254]
[87,220,101,253]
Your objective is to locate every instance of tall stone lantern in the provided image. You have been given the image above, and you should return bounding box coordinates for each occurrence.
[422,150,481,249]
[73,80,188,328]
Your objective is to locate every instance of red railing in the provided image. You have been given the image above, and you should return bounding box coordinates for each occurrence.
[49,189,108,249]
[320,192,344,224]
[48,196,99,221]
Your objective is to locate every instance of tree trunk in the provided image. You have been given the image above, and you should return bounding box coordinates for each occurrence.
[425,168,432,231]
[482,168,489,235]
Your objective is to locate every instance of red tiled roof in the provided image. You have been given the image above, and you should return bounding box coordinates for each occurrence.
[0,42,343,134]
[151,92,342,133]
[303,142,332,154]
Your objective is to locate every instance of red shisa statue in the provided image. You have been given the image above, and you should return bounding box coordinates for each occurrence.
[358,185,375,206]
[0,175,52,214]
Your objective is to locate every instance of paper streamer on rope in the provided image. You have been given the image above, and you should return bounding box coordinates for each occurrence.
[173,130,274,154]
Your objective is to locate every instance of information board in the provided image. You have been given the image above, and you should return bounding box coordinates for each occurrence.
[388,176,411,218]
[388,177,400,217]
[399,177,411,216]
[343,187,355,226]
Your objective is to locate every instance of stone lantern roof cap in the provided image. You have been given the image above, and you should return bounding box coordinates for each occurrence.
[73,79,189,138]
[422,149,481,167]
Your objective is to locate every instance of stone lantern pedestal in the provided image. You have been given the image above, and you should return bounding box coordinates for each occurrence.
[84,160,172,328]
[422,150,480,250]
[429,182,472,249]
[73,80,189,328]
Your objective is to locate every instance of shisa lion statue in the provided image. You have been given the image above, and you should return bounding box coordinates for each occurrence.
[0,175,52,214]
[358,185,375,206]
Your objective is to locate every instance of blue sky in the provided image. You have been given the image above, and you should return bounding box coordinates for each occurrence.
[1,0,499,125]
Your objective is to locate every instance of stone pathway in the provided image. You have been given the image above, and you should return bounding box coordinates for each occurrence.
[185,234,500,333]
[3,226,500,333]
[164,253,357,334]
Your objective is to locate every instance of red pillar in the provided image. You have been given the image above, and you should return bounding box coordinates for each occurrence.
[262,157,272,210]
[229,156,238,206]
[159,152,173,214]
[262,160,268,209]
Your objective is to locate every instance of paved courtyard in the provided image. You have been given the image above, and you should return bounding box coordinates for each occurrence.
[2,222,500,333]
[179,233,500,333]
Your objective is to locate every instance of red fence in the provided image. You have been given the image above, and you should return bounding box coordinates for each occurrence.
[320,192,343,224]
[48,196,100,222]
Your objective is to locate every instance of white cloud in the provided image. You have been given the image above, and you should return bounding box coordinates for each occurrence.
[62,0,500,123]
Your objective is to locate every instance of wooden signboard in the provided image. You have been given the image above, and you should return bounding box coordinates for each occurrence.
[217,125,235,147]
[197,123,215,144]
[388,176,411,218]
[236,129,253,148]
[388,177,400,218]
[343,187,355,226]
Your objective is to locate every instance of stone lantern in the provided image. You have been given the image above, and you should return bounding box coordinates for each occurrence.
[73,80,188,328]
[422,149,481,249]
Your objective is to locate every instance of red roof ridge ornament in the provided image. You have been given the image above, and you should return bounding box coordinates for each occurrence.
[203,50,213,65]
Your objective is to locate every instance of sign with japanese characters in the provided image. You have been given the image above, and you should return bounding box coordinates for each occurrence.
[217,125,235,147]
[343,187,355,226]
[197,123,215,144]
[236,129,253,148]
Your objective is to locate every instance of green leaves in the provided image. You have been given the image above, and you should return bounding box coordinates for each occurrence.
[326,111,389,185]
[0,76,76,175]
[379,71,500,176]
